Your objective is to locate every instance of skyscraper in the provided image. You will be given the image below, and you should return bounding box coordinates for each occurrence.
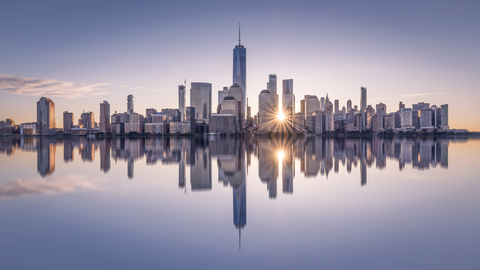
[233,25,246,114]
[37,97,56,135]
[178,85,186,122]
[63,111,73,134]
[282,79,294,118]
[268,74,278,108]
[100,101,111,133]
[190,82,212,124]
[127,94,134,114]
[440,104,449,129]
[360,86,367,131]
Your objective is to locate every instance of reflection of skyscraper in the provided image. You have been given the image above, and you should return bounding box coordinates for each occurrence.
[63,140,73,162]
[282,145,294,194]
[190,143,211,191]
[37,137,56,177]
[100,139,111,173]
[258,138,279,198]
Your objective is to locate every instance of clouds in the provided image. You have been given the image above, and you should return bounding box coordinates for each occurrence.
[0,74,109,99]
[0,174,106,201]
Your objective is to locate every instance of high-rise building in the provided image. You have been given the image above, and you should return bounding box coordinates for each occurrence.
[440,104,449,129]
[347,99,352,112]
[376,102,387,116]
[360,86,367,131]
[81,112,94,129]
[320,97,325,112]
[178,85,186,122]
[127,94,134,114]
[401,108,413,128]
[282,79,294,125]
[190,82,212,124]
[334,99,339,114]
[233,25,246,114]
[63,111,73,134]
[226,83,245,130]
[258,90,275,133]
[218,86,229,107]
[37,97,56,135]
[306,96,320,132]
[99,101,111,133]
[268,74,278,108]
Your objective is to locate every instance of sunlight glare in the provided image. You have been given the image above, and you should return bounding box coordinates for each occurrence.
[277,112,285,121]
[277,150,285,160]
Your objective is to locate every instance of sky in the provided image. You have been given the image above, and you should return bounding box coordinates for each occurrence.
[1,0,479,130]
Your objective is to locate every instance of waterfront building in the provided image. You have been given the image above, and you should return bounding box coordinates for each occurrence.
[209,114,237,134]
[347,99,352,112]
[420,109,433,128]
[268,74,278,108]
[401,108,413,128]
[360,86,367,131]
[440,104,449,129]
[99,101,111,133]
[258,90,276,133]
[81,112,94,129]
[37,97,56,135]
[190,82,212,124]
[63,111,74,134]
[178,85,186,122]
[233,26,246,114]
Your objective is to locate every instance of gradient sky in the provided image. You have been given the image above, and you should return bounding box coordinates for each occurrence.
[1,0,479,130]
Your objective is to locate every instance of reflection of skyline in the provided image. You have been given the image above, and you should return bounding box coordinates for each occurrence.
[1,136,457,185]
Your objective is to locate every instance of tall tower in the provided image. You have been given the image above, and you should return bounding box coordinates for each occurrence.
[37,97,56,135]
[360,86,367,131]
[233,24,246,115]
[190,82,212,124]
[268,74,278,108]
[178,85,186,122]
[127,94,134,114]
[100,101,111,133]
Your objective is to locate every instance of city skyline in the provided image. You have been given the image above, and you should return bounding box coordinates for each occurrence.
[1,1,479,131]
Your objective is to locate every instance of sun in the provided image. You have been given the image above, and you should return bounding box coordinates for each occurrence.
[277,150,285,160]
[277,112,285,121]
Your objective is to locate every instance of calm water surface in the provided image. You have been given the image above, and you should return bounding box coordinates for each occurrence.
[0,136,479,270]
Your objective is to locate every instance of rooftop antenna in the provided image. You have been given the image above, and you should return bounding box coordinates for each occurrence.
[239,23,241,46]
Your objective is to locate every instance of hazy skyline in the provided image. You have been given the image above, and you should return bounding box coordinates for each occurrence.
[1,0,479,130]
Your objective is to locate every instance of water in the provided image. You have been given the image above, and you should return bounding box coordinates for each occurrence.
[0,136,479,270]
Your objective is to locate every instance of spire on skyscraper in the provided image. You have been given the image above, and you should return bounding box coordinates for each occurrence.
[239,23,241,46]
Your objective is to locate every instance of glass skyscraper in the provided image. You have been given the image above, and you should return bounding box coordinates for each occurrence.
[233,26,246,115]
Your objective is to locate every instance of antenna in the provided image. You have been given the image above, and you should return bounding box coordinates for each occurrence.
[239,23,241,46]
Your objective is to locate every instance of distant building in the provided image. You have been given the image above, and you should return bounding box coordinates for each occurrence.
[347,99,352,112]
[99,101,111,133]
[81,112,94,129]
[124,113,144,133]
[401,108,413,128]
[178,85,186,122]
[127,94,134,114]
[440,104,449,129]
[420,109,433,128]
[37,97,56,135]
[360,87,367,131]
[209,114,237,134]
[145,108,157,123]
[306,96,320,132]
[376,102,387,116]
[218,86,229,107]
[190,82,212,124]
[20,122,37,135]
[312,111,323,134]
[63,111,74,134]
[258,90,276,133]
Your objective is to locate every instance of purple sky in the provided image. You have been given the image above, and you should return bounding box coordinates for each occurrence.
[1,0,479,130]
